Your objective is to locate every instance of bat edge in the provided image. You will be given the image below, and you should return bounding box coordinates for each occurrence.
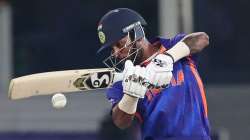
[8,79,15,100]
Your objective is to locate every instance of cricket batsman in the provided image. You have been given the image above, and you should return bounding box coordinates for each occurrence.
[97,8,211,140]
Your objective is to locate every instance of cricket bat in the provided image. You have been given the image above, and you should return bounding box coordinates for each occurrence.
[8,68,123,100]
[8,48,167,100]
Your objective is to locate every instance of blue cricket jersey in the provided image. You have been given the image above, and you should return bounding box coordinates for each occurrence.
[106,34,211,140]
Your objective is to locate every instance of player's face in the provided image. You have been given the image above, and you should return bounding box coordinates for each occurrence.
[111,36,131,59]
[111,35,144,65]
[103,34,144,72]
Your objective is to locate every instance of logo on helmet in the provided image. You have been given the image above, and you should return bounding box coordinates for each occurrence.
[98,31,106,44]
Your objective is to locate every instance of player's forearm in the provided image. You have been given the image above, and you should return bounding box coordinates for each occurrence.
[165,32,209,62]
[112,104,134,129]
[182,32,209,54]
[112,94,139,129]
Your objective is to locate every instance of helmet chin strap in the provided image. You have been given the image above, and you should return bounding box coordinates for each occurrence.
[103,22,145,72]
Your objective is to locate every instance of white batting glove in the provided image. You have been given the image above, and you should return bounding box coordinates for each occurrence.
[122,60,147,98]
[145,54,173,88]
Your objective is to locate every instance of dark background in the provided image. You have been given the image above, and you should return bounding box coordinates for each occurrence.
[194,0,250,84]
[12,0,159,76]
[12,0,250,84]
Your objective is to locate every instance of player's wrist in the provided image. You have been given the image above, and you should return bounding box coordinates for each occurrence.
[163,53,174,63]
[118,94,139,114]
[165,41,190,62]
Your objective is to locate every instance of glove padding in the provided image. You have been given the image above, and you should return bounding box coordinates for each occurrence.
[145,54,173,87]
[122,60,147,98]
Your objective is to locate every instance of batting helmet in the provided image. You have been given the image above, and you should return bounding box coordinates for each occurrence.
[97,8,147,53]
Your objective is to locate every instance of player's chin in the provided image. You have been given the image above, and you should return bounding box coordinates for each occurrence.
[132,53,143,65]
[118,54,143,70]
[129,51,143,65]
[126,57,141,66]
[132,59,141,65]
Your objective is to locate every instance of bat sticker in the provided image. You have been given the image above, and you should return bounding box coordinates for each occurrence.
[73,71,113,90]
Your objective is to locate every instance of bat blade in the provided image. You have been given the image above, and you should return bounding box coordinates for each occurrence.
[8,68,123,100]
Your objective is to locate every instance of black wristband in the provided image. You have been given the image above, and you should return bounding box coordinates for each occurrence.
[164,52,175,63]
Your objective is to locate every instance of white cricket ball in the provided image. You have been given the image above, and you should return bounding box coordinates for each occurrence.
[51,93,67,109]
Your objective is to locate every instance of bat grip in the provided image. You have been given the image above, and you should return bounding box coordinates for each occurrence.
[113,72,124,83]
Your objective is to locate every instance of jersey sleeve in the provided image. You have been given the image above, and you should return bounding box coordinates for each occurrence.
[106,81,123,108]
[169,33,199,66]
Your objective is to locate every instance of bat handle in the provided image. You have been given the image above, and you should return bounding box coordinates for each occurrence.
[113,72,124,83]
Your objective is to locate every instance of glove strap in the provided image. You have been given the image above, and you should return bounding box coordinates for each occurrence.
[165,41,190,62]
[163,52,175,63]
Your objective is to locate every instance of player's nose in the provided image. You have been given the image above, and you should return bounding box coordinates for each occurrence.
[112,46,123,59]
